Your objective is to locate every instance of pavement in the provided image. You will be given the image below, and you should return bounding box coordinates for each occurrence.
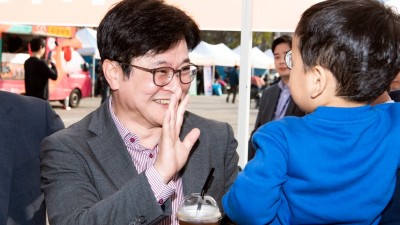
[51,94,259,139]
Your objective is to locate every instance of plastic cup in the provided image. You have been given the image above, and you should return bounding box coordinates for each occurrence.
[177,193,222,225]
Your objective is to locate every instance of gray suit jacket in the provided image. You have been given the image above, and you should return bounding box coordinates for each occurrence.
[41,101,239,225]
[248,84,305,160]
[0,91,64,225]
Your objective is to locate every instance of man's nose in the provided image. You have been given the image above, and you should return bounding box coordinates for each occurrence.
[164,72,181,89]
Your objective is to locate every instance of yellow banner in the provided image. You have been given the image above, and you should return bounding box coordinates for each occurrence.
[32,26,76,38]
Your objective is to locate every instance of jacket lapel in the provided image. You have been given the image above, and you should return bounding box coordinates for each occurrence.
[285,97,296,116]
[86,102,138,189]
[0,93,16,170]
[181,151,203,197]
[267,85,281,121]
[180,113,209,197]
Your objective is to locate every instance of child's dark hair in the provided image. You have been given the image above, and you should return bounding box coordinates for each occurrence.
[295,0,400,102]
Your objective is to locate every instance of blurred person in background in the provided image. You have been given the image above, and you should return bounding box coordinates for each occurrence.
[24,37,59,100]
[250,75,265,108]
[247,35,304,160]
[96,61,110,104]
[226,65,239,104]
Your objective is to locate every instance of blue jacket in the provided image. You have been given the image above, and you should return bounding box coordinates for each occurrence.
[223,103,400,224]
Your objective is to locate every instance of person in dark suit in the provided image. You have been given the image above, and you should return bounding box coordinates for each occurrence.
[248,35,305,160]
[389,89,400,102]
[380,171,400,224]
[40,1,239,225]
[379,89,400,225]
[24,37,59,100]
[0,91,64,225]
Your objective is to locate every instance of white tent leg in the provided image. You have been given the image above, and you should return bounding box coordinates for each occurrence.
[237,0,253,168]
[92,55,96,98]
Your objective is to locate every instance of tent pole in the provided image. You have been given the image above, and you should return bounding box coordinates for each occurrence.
[237,0,253,168]
[92,55,96,98]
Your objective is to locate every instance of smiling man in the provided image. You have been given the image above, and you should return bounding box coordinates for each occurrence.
[40,1,239,224]
[248,35,305,160]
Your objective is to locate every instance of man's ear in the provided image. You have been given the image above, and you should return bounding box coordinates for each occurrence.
[103,60,121,90]
[309,65,328,99]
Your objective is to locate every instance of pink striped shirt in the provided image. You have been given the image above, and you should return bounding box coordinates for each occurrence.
[109,98,183,225]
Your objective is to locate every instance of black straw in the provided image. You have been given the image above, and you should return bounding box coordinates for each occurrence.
[201,167,215,199]
[196,167,215,215]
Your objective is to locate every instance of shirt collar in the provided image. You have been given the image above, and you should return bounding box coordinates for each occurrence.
[277,79,290,92]
[109,96,131,141]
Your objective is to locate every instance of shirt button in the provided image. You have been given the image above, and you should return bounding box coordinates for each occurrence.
[149,153,153,158]
[130,137,135,142]
[158,199,164,204]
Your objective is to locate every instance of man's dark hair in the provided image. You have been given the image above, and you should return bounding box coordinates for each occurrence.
[30,37,45,52]
[97,0,201,77]
[272,35,292,54]
[295,0,400,102]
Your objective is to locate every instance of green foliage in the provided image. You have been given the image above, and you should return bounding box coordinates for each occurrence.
[200,31,275,51]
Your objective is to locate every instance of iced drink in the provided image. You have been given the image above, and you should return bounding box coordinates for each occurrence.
[177,193,221,225]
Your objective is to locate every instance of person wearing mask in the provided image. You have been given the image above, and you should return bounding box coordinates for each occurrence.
[223,0,400,223]
[0,91,64,225]
[248,35,304,160]
[40,1,239,224]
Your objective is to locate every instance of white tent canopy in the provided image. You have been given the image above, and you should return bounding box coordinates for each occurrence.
[212,43,240,66]
[189,41,239,67]
[189,41,215,66]
[234,46,274,69]
[0,0,322,32]
[75,28,100,59]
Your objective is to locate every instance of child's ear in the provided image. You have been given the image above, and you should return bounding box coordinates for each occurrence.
[103,60,121,90]
[310,65,328,99]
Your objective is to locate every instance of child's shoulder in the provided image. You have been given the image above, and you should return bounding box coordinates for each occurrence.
[258,115,305,133]
[374,102,400,123]
[374,102,400,111]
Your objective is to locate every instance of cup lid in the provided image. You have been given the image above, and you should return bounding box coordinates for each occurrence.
[177,193,221,222]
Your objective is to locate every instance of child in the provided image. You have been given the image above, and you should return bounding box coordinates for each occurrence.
[222,0,400,224]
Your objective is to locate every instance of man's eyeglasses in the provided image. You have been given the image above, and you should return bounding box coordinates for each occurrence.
[285,50,292,70]
[121,63,198,87]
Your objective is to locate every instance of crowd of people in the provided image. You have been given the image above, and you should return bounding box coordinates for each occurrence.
[1,0,400,224]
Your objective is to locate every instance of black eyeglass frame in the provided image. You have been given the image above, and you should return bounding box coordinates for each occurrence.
[285,50,292,70]
[119,62,198,87]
